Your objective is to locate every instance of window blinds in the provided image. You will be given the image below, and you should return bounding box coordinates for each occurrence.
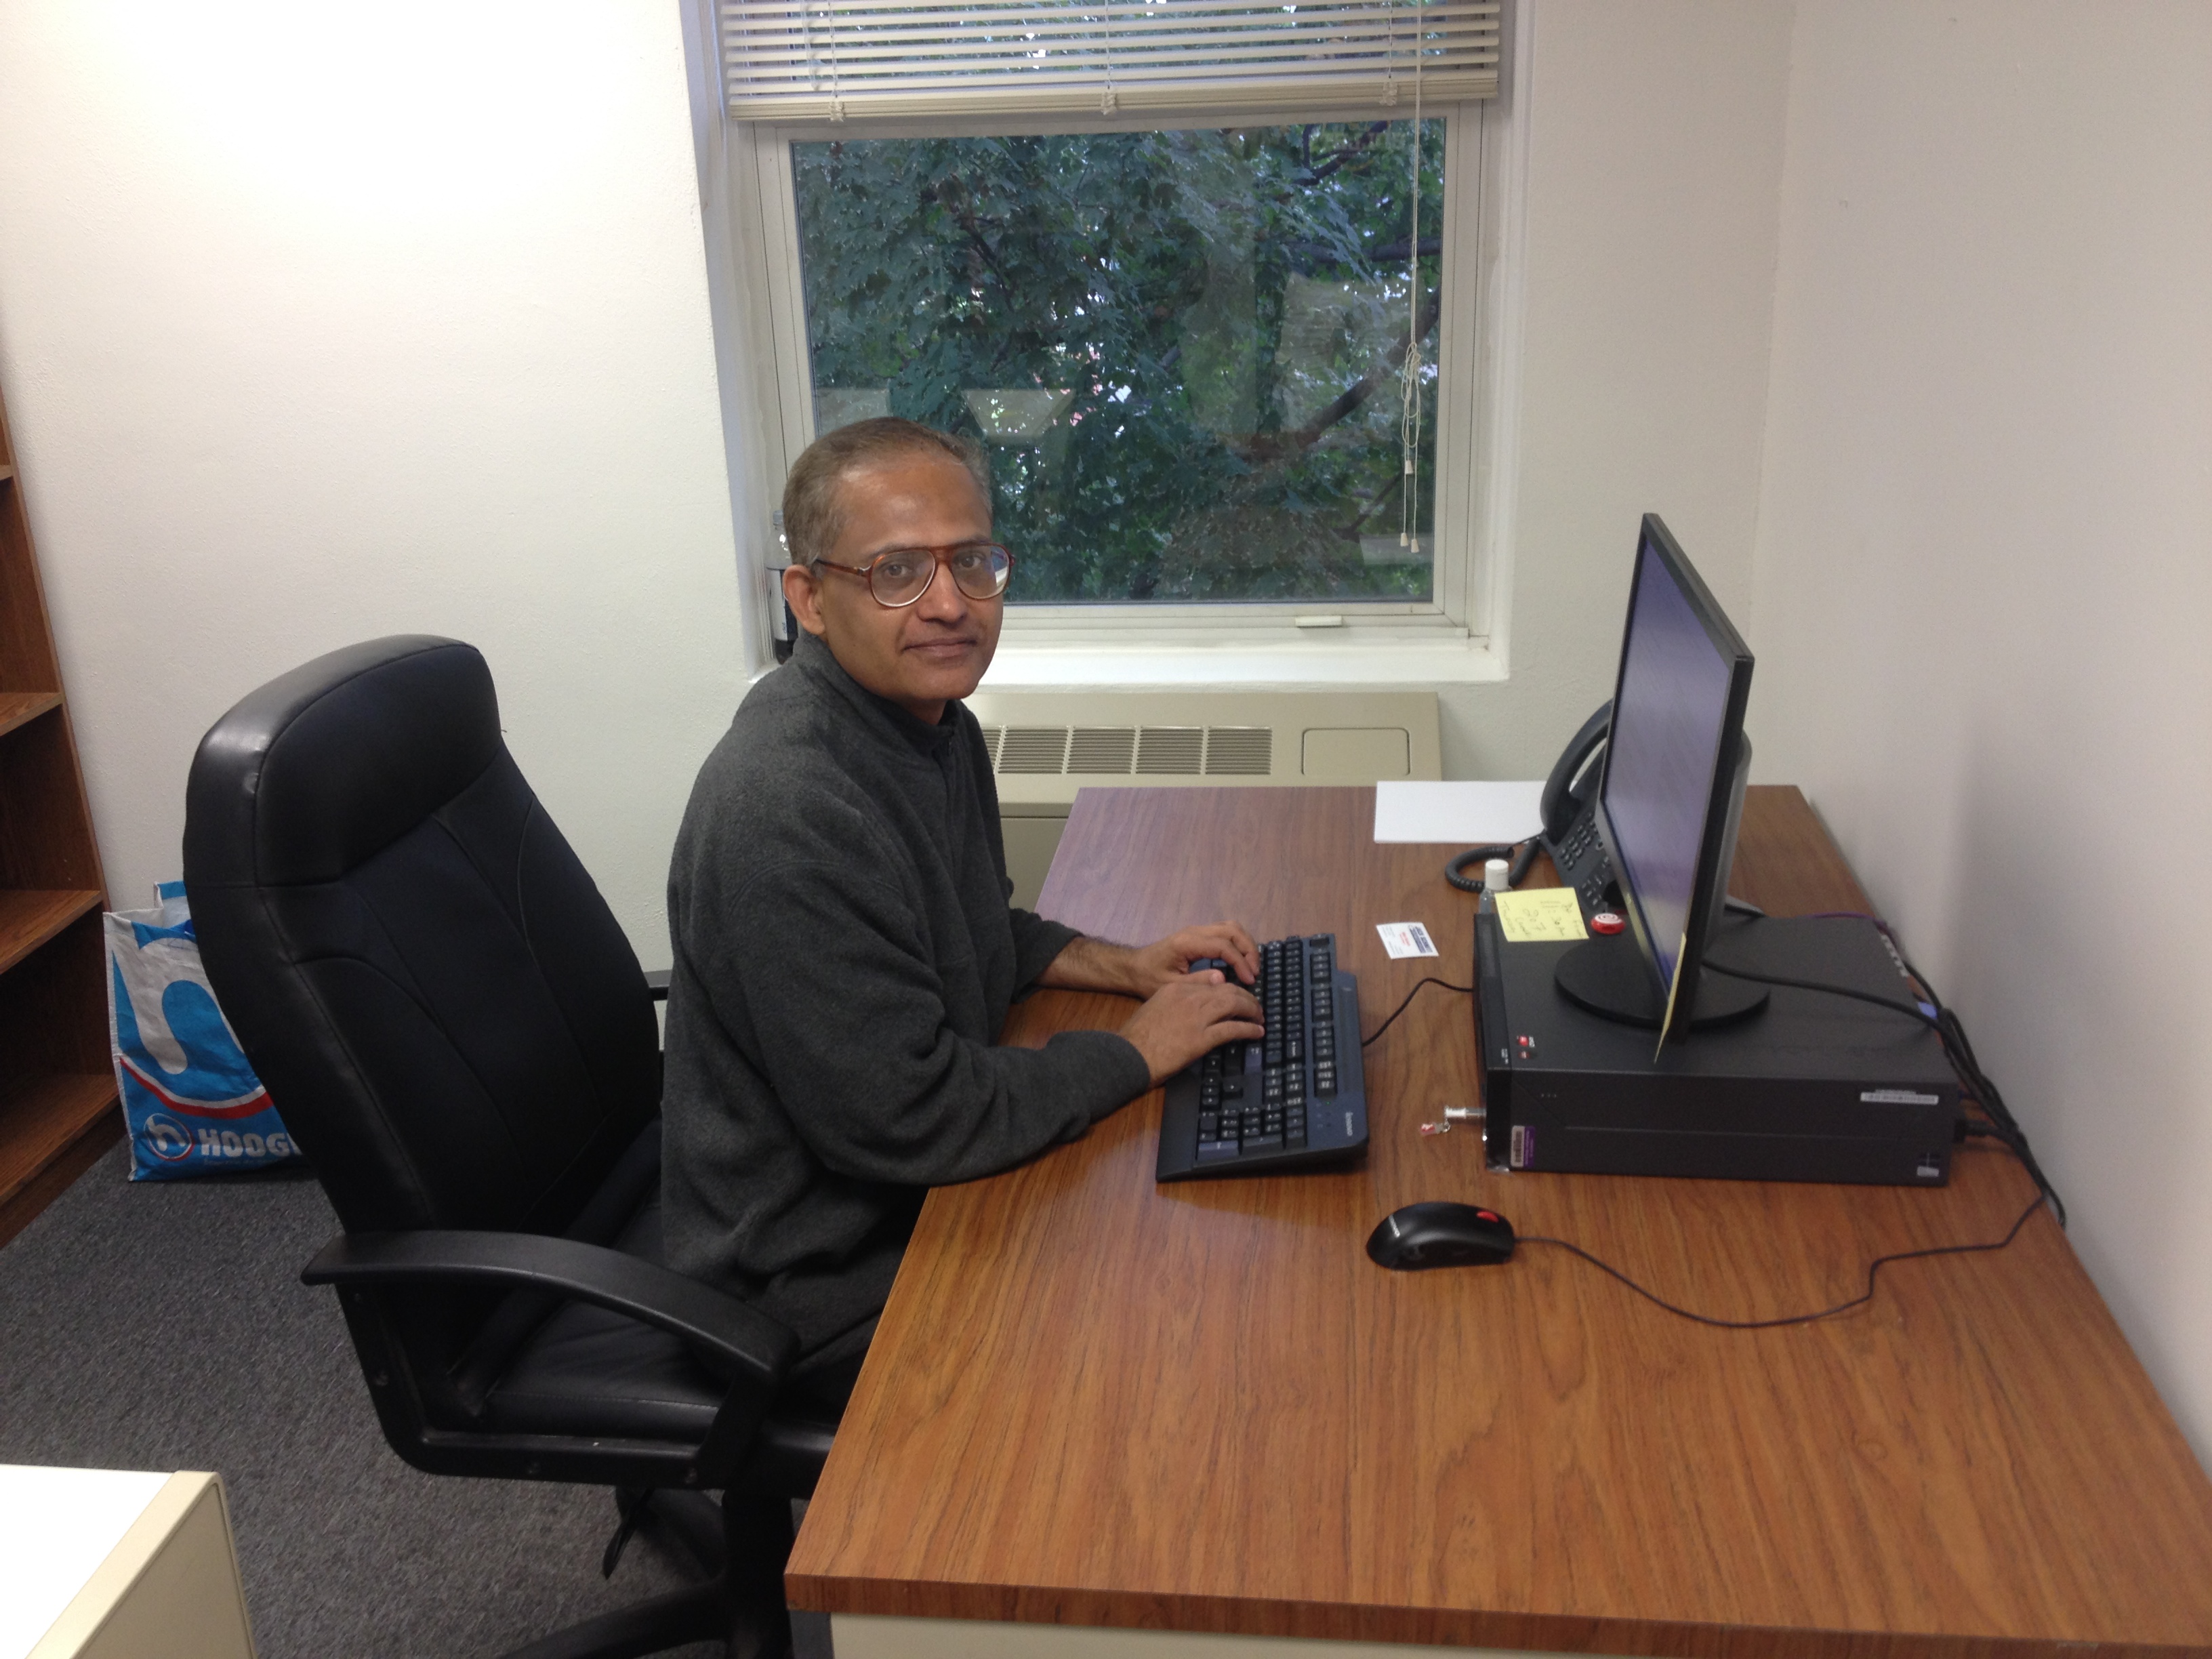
[719,0,1501,123]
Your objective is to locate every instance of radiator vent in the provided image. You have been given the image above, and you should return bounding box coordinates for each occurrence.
[1067,726,1136,773]
[980,724,1276,777]
[1204,726,1273,776]
[996,727,1069,773]
[1135,726,1203,775]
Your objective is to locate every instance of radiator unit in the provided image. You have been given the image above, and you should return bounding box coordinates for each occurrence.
[964,690,1441,908]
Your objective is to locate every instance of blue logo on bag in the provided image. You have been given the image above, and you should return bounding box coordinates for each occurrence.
[141,1113,195,1162]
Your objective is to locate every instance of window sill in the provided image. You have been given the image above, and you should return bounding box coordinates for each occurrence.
[980,632,1505,691]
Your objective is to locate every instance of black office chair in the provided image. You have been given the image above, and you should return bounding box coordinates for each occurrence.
[182,635,831,1659]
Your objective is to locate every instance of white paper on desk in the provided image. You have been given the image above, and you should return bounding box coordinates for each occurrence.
[1373,780,1546,844]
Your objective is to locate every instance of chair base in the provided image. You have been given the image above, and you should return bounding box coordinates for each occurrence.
[495,1491,794,1659]
[498,1578,727,1659]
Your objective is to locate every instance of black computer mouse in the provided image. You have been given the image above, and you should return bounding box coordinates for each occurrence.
[1366,1201,1517,1270]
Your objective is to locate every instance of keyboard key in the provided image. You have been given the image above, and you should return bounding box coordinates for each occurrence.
[1197,1140,1240,1160]
[1243,1133,1283,1153]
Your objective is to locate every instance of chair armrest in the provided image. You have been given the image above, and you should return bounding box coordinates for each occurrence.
[303,1230,798,1395]
[643,968,671,1002]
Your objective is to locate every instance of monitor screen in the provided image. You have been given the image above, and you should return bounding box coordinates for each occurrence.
[1596,518,1753,1036]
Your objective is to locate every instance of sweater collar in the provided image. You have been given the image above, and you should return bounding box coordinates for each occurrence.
[790,629,960,756]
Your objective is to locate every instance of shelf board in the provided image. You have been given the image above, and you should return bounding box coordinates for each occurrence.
[0,1071,120,1217]
[0,461,15,481]
[0,888,102,977]
[0,690,62,739]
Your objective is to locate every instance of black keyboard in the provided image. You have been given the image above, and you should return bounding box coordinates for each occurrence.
[1155,933,1368,1181]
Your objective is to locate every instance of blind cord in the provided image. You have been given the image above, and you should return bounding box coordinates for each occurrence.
[1399,0,1425,553]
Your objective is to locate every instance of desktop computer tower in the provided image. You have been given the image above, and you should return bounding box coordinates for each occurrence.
[1475,915,1962,1186]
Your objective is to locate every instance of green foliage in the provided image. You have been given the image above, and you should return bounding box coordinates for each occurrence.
[794,119,1443,605]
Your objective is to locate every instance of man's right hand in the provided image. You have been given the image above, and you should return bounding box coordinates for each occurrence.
[1118,971,1265,1086]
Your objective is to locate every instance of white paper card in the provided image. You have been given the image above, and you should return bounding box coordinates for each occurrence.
[1373,780,1546,844]
[1376,921,1439,960]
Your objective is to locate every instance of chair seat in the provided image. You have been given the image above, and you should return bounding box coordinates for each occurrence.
[484,1191,725,1439]
[481,1156,838,1492]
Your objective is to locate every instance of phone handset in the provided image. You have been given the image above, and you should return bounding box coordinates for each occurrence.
[1536,701,1610,842]
[1445,700,1613,895]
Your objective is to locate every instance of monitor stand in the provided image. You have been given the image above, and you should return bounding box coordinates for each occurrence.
[1553,933,1768,1029]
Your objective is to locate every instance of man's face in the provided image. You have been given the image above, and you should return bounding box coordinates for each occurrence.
[783,453,1003,725]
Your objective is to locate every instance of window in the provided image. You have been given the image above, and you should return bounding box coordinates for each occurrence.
[708,1,1509,658]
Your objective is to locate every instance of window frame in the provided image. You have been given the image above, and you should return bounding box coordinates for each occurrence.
[705,50,1525,680]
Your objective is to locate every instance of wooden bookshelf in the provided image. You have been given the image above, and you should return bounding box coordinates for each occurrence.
[0,375,118,1252]
[0,689,63,738]
[0,888,103,976]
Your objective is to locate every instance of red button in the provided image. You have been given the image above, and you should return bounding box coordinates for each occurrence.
[1476,1210,1499,1223]
[1591,911,1626,935]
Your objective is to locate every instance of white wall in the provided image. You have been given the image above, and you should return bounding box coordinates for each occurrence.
[1749,1,2212,1461]
[1441,0,1792,779]
[0,0,1797,938]
[0,1,752,957]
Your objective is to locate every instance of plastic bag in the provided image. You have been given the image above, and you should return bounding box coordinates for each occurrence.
[105,881,302,1180]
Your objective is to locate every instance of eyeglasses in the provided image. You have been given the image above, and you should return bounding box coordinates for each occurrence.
[811,541,1014,609]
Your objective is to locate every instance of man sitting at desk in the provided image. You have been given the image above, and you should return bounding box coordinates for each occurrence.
[661,417,1265,1408]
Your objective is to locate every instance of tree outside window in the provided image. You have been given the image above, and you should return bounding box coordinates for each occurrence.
[793,118,1444,607]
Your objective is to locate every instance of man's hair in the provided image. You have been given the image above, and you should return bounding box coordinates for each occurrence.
[781,417,992,569]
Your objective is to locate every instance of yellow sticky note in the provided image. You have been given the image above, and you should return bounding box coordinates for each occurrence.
[1493,888,1589,943]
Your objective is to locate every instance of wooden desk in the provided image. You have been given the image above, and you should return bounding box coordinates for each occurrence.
[787,787,2212,1658]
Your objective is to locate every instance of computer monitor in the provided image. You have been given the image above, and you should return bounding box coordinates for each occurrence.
[1574,514,1759,1043]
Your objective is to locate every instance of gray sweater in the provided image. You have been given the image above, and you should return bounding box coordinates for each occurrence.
[660,631,1151,1359]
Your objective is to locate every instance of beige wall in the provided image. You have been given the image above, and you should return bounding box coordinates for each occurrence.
[0,0,1795,950]
[1748,1,2212,1460]
[1439,0,1792,779]
[0,1,751,950]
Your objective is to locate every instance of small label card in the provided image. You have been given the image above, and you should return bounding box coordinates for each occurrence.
[1492,888,1589,943]
[1376,921,1439,960]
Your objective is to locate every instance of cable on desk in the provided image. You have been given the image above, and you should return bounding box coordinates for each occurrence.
[1361,977,1474,1048]
[1701,917,2066,1227]
[1444,840,1535,893]
[1518,1193,2045,1330]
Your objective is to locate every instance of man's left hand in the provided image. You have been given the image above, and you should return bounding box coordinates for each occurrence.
[1040,922,1261,998]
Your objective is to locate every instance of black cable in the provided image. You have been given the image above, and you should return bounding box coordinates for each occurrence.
[1807,928,2065,1224]
[1702,922,2066,1226]
[1508,839,1542,886]
[1445,841,1532,893]
[1360,976,1473,1048]
[1517,1192,2045,1330]
[1700,956,1938,1028]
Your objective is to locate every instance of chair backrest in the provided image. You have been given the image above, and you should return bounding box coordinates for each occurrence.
[184,636,659,1239]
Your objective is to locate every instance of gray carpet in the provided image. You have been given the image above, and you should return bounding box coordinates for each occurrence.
[0,1143,754,1658]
